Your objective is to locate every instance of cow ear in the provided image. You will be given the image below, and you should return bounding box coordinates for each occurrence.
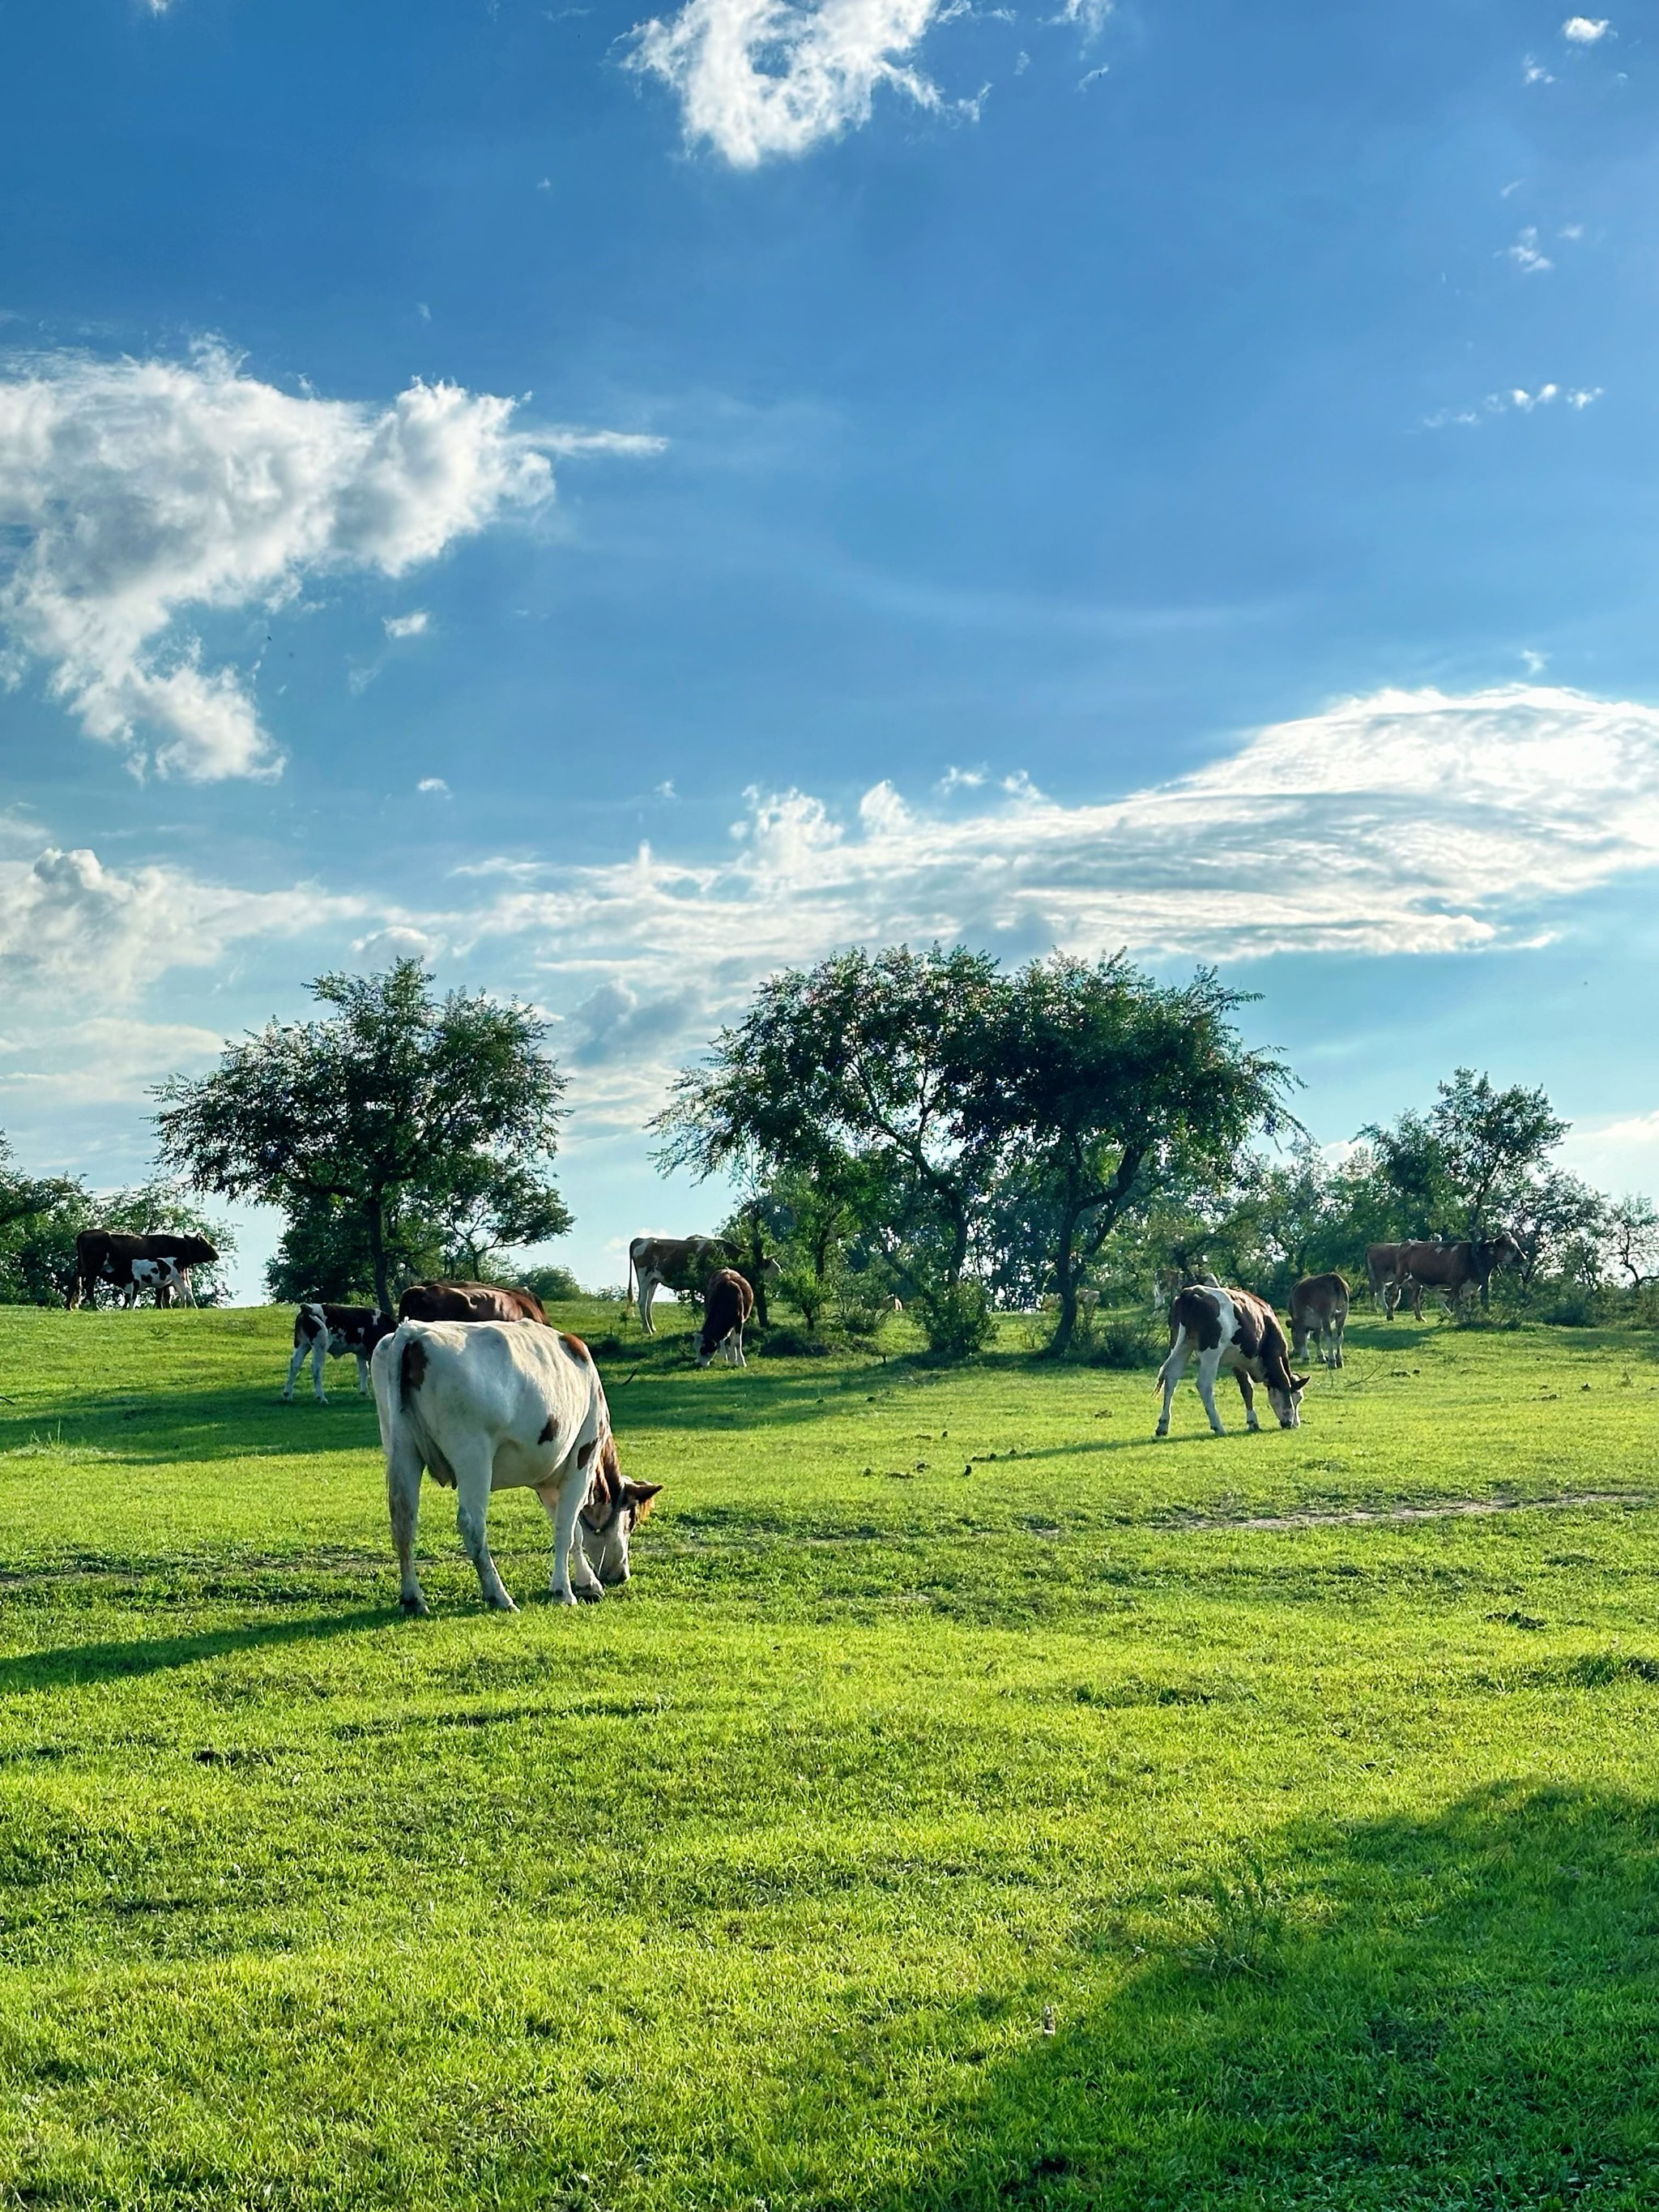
[1290,1373,1311,1391]
[625,1479,664,1503]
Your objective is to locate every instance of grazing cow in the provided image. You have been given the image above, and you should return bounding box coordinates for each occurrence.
[1155,1283,1308,1437]
[1388,1235,1520,1319]
[371,1319,662,1613]
[1365,1244,1405,1312]
[626,1235,734,1334]
[694,1268,754,1368]
[70,1230,217,1310]
[284,1302,395,1403]
[1290,1271,1350,1369]
[397,1281,547,1325]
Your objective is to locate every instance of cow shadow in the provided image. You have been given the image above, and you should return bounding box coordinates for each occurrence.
[0,1383,388,1465]
[0,1604,394,1695]
[753,1781,1659,2210]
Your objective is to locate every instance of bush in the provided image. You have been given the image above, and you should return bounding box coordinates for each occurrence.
[757,1326,836,1359]
[517,1264,584,1305]
[918,1282,996,1362]
[1087,1310,1166,1369]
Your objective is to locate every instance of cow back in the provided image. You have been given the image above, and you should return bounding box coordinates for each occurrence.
[398,1281,548,1325]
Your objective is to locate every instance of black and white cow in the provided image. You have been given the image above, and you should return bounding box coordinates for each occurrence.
[284,1303,395,1403]
[1154,1283,1308,1437]
[70,1230,218,1309]
[371,1319,663,1612]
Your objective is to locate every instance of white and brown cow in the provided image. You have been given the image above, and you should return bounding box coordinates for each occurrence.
[693,1267,754,1369]
[625,1234,733,1334]
[284,1302,395,1403]
[371,1318,662,1614]
[1290,1271,1350,1369]
[1388,1235,1520,1319]
[1154,1283,1308,1437]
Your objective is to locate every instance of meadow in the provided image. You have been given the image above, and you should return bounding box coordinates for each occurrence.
[0,1300,1657,2210]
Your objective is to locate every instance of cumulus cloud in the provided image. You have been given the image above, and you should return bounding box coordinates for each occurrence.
[1563,15,1610,41]
[0,842,367,1001]
[626,0,956,165]
[0,348,573,780]
[384,610,430,639]
[416,776,451,796]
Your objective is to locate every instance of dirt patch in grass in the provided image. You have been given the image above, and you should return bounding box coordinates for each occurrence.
[1174,1491,1644,1532]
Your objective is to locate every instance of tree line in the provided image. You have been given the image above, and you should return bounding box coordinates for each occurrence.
[4,947,1654,1343]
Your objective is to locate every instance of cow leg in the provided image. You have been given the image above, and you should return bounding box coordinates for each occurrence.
[1235,1369,1260,1432]
[311,1337,330,1403]
[1154,1328,1190,1437]
[727,1328,745,1369]
[356,1353,371,1395]
[638,1275,657,1335]
[1196,1350,1227,1436]
[282,1338,310,1403]
[1333,1317,1345,1369]
[535,1477,602,1605]
[454,1451,516,1612]
[386,1436,429,1616]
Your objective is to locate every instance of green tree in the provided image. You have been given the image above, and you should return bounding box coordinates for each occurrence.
[1427,1069,1569,1243]
[1606,1194,1659,1292]
[157,959,570,1313]
[977,956,1296,1353]
[0,1139,92,1306]
[652,946,1007,1354]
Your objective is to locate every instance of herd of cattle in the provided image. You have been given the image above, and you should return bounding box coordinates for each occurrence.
[62,1221,1521,1610]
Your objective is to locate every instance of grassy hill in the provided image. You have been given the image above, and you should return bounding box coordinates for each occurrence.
[0,1300,1656,2209]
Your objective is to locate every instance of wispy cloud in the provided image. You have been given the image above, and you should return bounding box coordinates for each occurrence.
[1523,53,1555,83]
[1424,382,1600,426]
[0,348,655,781]
[1505,225,1553,273]
[626,0,959,164]
[384,610,430,640]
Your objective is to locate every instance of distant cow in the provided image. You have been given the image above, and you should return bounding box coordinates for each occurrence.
[1365,1245,1405,1311]
[1290,1272,1350,1369]
[372,1318,662,1613]
[398,1281,547,1326]
[70,1230,218,1310]
[1155,1283,1308,1438]
[694,1268,754,1369]
[284,1302,395,1403]
[626,1235,734,1334]
[1388,1236,1520,1319]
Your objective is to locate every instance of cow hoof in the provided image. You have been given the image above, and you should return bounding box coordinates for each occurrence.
[400,1594,430,1617]
[575,1585,603,1604]
[549,1588,578,1608]
[488,1594,519,1614]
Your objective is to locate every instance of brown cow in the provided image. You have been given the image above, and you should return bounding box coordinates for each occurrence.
[1290,1272,1349,1369]
[626,1234,735,1333]
[1155,1283,1307,1437]
[1366,1243,1405,1312]
[398,1281,548,1325]
[1388,1236,1520,1318]
[694,1268,754,1368]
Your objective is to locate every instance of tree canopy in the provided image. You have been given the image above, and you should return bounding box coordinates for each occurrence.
[156,959,569,1311]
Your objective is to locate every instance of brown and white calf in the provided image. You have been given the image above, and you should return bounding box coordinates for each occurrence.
[1155,1283,1308,1437]
[371,1318,661,1612]
[694,1267,754,1368]
[1290,1271,1349,1369]
[626,1234,733,1333]
[284,1302,395,1403]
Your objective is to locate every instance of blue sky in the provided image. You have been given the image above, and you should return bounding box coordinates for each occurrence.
[2,0,1657,1293]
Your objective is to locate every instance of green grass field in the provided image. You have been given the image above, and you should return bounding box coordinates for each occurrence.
[1,1300,1657,2210]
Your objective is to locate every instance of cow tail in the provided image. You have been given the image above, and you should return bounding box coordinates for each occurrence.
[625,1246,636,1305]
[1154,1326,1186,1395]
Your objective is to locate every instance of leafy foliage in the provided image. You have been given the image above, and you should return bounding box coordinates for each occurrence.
[157,959,569,1310]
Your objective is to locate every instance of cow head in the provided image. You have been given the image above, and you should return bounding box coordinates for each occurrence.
[172,1236,219,1266]
[578,1435,663,1586]
[1482,1232,1521,1274]
[1265,1362,1309,1428]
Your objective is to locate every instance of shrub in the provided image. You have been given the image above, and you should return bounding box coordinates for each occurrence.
[517,1264,584,1305]
[919,1282,996,1362]
[1087,1310,1166,1369]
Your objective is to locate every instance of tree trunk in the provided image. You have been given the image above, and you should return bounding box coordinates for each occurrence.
[745,1204,769,1327]
[367,1198,392,1314]
[1049,1168,1083,1356]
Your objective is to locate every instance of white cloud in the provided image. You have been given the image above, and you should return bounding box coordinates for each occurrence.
[1429,383,1599,426]
[1523,53,1555,82]
[0,842,366,1001]
[1563,16,1610,41]
[626,0,956,165]
[0,348,569,780]
[1505,225,1553,273]
[385,610,430,639]
[416,776,451,796]
[1521,649,1549,675]
[539,426,669,459]
[1059,0,1112,36]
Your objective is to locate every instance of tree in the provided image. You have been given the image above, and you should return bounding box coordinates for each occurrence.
[1606,1194,1659,1292]
[652,946,1008,1353]
[157,959,570,1313]
[1427,1069,1568,1241]
[975,956,1297,1353]
[1505,1170,1607,1295]
[0,1138,92,1305]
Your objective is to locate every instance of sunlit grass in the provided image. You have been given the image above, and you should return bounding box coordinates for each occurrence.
[0,1300,1656,2206]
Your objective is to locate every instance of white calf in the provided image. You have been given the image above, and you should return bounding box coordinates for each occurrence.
[1155,1283,1308,1438]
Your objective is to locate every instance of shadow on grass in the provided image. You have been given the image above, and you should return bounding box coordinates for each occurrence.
[779,1783,1659,2210]
[0,1606,394,1693]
